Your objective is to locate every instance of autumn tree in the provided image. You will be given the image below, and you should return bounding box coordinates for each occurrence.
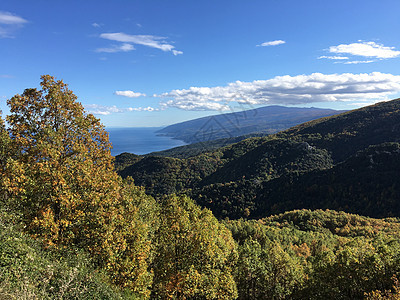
[152,194,238,299]
[235,239,305,299]
[6,76,118,243]
[366,276,400,300]
[0,116,11,204]
[3,75,155,297]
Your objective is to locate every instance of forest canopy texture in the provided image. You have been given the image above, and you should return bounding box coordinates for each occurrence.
[1,75,400,299]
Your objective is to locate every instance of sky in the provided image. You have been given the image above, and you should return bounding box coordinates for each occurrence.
[1,0,400,127]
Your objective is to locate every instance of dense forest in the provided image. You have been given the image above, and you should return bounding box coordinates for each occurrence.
[118,97,400,220]
[2,76,400,299]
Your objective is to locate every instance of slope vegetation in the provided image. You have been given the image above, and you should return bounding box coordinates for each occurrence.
[117,98,400,220]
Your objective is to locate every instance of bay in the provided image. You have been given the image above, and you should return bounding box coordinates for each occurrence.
[106,127,187,156]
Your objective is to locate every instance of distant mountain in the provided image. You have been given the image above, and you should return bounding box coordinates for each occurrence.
[157,106,345,143]
[117,98,400,219]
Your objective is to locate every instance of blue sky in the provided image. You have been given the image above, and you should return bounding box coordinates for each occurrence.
[1,0,400,127]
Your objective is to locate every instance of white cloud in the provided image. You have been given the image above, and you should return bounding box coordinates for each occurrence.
[99,32,182,55]
[0,11,27,38]
[115,90,146,98]
[128,106,158,112]
[157,72,400,111]
[343,60,375,64]
[172,50,183,56]
[160,99,230,111]
[92,22,101,28]
[85,104,124,115]
[329,41,400,59]
[318,56,349,60]
[0,11,27,25]
[258,40,286,47]
[96,43,135,53]
[85,104,157,115]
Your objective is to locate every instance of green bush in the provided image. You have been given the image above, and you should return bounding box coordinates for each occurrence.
[0,209,125,300]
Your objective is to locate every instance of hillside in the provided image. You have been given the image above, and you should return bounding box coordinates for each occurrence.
[118,138,333,199]
[199,139,332,187]
[0,210,122,299]
[5,76,400,299]
[157,105,345,143]
[194,142,400,219]
[117,98,400,220]
[259,142,400,217]
[225,209,400,299]
[277,98,400,162]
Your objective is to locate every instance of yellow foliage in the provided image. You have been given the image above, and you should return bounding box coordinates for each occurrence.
[152,195,238,299]
[366,276,400,300]
[2,75,155,298]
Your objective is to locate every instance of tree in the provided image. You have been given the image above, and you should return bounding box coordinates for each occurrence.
[4,75,154,297]
[152,194,238,299]
[0,116,12,204]
[235,239,305,299]
[6,75,116,244]
[366,276,400,300]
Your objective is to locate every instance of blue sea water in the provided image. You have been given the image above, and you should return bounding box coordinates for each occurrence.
[107,127,187,156]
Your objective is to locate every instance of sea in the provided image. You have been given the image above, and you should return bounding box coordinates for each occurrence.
[106,127,187,156]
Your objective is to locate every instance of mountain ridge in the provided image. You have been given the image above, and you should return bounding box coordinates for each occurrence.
[157,105,346,143]
[117,98,400,220]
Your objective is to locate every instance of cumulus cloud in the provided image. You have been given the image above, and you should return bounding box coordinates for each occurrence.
[92,22,102,28]
[99,32,182,55]
[329,41,400,59]
[160,98,230,111]
[115,90,146,98]
[157,72,400,111]
[85,104,157,115]
[96,43,135,53]
[0,11,27,38]
[258,40,286,47]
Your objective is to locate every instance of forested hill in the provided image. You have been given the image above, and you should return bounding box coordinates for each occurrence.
[259,142,400,218]
[6,75,400,299]
[194,142,400,219]
[157,105,345,143]
[277,98,400,162]
[117,98,400,220]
